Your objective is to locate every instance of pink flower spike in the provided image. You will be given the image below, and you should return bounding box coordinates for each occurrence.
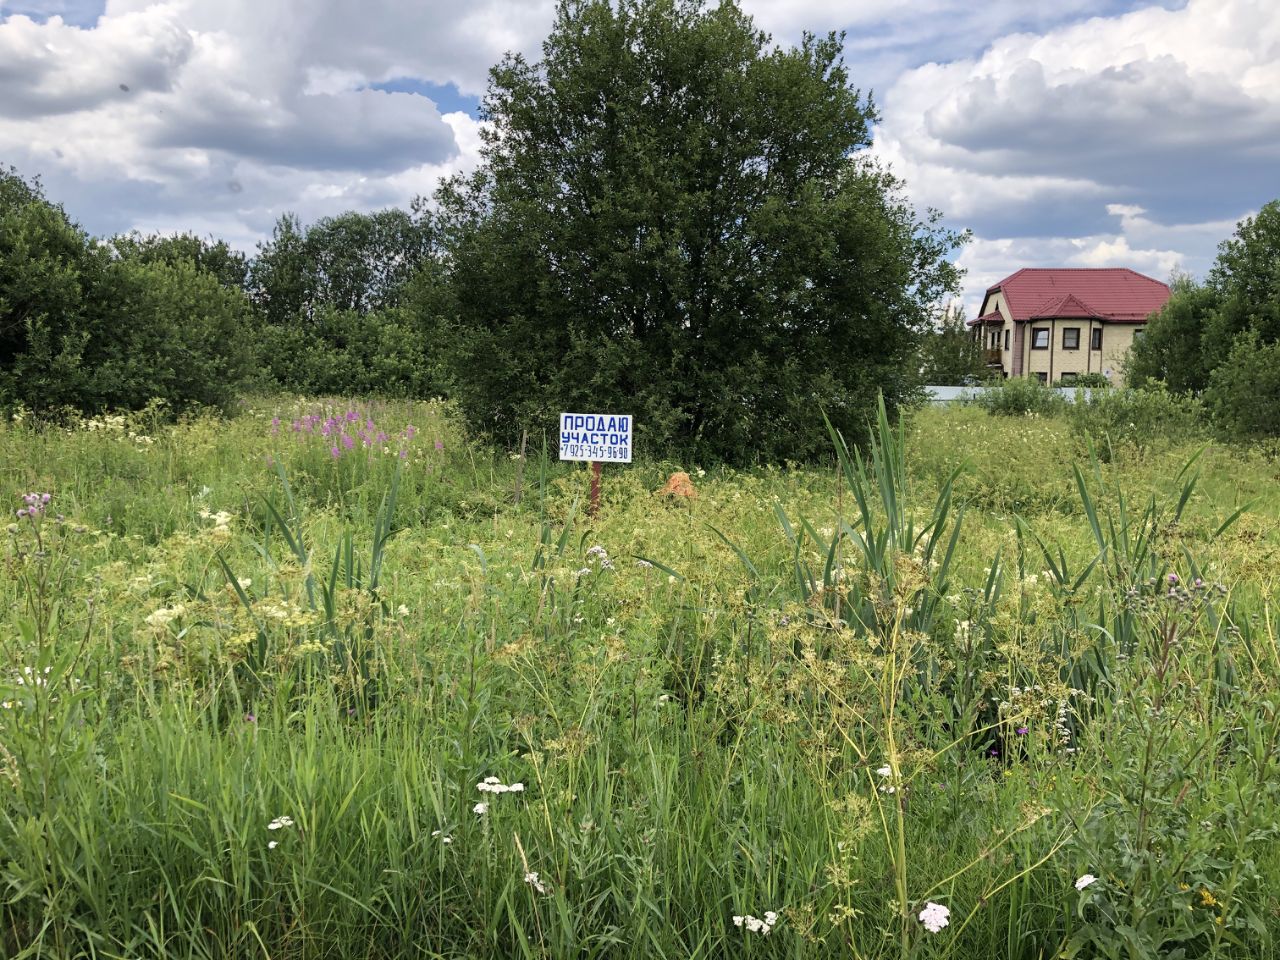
[435,440,444,451]
[330,446,341,458]
[342,435,355,450]
[405,425,416,439]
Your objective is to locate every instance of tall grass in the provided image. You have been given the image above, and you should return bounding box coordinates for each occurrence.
[0,399,1277,958]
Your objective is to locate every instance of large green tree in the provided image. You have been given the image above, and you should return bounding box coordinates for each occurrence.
[426,0,964,461]
[1129,201,1280,437]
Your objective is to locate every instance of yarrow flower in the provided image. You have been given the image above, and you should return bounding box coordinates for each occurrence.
[431,830,453,844]
[732,911,779,935]
[1075,874,1098,891]
[919,902,950,933]
[523,871,548,894]
[875,764,897,793]
[476,777,525,794]
[586,545,615,570]
[267,816,294,831]
[473,802,489,816]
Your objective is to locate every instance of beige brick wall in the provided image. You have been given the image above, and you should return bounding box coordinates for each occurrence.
[1016,319,1144,384]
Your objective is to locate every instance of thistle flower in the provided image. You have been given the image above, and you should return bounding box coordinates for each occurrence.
[919,902,950,933]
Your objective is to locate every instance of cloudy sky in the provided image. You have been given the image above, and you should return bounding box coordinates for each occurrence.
[1,0,1276,312]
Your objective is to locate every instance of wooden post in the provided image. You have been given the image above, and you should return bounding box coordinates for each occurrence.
[513,430,528,506]
[589,460,602,518]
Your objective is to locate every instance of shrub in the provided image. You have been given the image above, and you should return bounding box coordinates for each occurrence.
[1,168,256,415]
[254,306,438,398]
[972,377,1068,417]
[1066,385,1209,456]
[1067,372,1110,388]
[1204,334,1280,440]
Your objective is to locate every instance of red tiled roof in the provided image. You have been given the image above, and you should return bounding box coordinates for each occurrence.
[968,310,1005,326]
[986,268,1169,324]
[1030,293,1100,319]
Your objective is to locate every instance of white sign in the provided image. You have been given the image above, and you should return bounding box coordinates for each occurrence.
[559,412,632,463]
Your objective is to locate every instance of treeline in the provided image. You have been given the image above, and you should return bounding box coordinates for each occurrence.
[0,172,441,412]
[1128,200,1280,439]
[1,2,974,462]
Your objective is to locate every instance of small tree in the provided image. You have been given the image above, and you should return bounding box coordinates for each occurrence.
[918,306,988,385]
[1126,274,1217,394]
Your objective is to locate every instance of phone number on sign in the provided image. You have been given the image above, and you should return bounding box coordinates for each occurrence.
[562,444,630,461]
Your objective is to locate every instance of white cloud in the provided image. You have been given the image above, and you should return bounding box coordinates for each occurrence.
[0,9,191,117]
[874,0,1277,308]
[0,0,536,245]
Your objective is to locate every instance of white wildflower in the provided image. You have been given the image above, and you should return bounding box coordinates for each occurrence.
[919,902,950,933]
[431,830,453,844]
[1075,874,1097,891]
[144,604,186,627]
[523,871,548,894]
[267,816,294,831]
[268,840,279,849]
[473,802,488,816]
[732,911,779,934]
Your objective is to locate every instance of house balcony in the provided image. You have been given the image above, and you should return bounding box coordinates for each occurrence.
[983,348,1003,366]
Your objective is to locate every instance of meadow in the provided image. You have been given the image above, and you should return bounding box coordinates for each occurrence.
[2,397,1278,959]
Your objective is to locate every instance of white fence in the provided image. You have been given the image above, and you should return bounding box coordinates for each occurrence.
[923,385,1101,404]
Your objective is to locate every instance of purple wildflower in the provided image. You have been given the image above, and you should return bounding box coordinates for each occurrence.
[17,492,50,520]
[1016,726,1029,736]
[330,446,341,459]
[342,434,355,450]
[434,440,444,451]
[1168,573,1179,586]
[405,425,417,439]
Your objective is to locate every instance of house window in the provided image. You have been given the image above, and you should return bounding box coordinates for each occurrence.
[1004,329,1010,350]
[1035,372,1048,384]
[1091,327,1103,350]
[1031,328,1049,350]
[1063,327,1080,350]
[1133,328,1145,340]
[1060,372,1078,385]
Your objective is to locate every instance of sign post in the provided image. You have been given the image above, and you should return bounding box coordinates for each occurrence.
[558,412,632,518]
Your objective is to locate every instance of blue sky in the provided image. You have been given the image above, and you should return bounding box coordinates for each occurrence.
[1,0,1275,312]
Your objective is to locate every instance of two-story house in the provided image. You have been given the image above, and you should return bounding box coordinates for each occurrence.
[969,268,1170,384]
